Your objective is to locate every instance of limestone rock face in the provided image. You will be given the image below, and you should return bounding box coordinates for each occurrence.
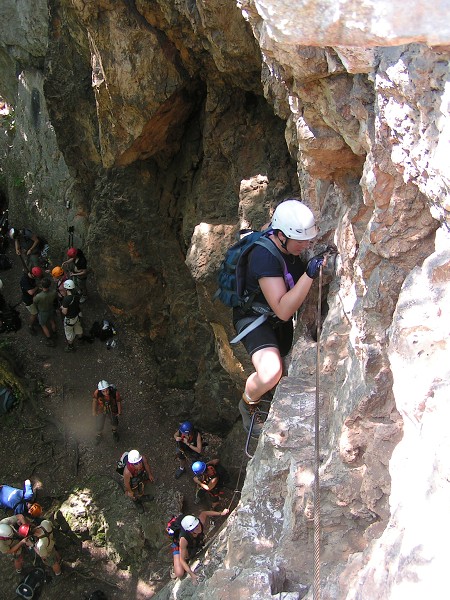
[1,1,450,599]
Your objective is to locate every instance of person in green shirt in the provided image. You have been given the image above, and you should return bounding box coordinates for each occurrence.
[33,278,57,346]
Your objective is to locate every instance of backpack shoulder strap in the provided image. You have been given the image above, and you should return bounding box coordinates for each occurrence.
[254,237,294,290]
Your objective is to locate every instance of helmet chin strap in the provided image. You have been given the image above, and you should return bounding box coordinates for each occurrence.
[277,232,289,251]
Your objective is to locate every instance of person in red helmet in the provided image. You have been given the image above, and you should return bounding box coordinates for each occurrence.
[62,247,89,303]
[19,267,42,334]
[18,519,62,576]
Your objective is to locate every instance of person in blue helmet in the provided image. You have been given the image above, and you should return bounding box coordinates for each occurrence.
[0,480,42,518]
[173,421,203,479]
[191,459,226,509]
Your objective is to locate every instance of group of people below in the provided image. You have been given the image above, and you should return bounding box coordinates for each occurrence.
[0,481,61,578]
[2,196,327,585]
[17,241,89,352]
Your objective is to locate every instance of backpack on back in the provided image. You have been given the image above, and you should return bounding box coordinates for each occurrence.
[166,514,184,541]
[214,229,291,309]
[116,451,128,476]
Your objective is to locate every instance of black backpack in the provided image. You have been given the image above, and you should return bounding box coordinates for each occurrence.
[16,567,46,599]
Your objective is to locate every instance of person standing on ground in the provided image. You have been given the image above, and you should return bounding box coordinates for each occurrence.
[51,266,68,307]
[33,277,57,346]
[92,380,122,444]
[233,199,325,436]
[18,521,62,576]
[60,279,83,352]
[122,449,155,504]
[62,247,89,303]
[173,421,203,479]
[19,266,42,335]
[9,227,42,268]
[0,513,28,574]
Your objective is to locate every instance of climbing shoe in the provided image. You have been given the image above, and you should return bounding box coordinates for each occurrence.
[239,397,265,437]
[112,431,120,442]
[64,344,75,352]
[174,467,185,479]
[45,338,56,347]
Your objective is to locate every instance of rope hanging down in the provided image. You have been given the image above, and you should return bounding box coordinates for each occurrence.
[313,263,324,600]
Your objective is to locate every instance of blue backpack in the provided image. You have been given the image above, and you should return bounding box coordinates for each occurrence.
[214,229,292,309]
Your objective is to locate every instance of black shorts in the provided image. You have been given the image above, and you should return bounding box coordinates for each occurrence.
[176,442,201,460]
[233,311,293,358]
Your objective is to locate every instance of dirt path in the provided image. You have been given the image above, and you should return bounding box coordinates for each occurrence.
[0,245,245,599]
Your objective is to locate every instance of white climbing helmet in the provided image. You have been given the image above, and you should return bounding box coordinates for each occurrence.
[127,450,142,464]
[63,279,75,290]
[271,199,318,240]
[0,523,14,538]
[181,515,200,532]
[97,380,110,391]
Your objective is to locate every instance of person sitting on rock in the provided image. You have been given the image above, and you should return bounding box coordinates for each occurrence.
[0,479,42,519]
[191,460,226,509]
[173,421,203,479]
[18,520,62,577]
[92,380,122,444]
[172,509,229,584]
[0,514,29,574]
[123,449,155,504]
[62,247,89,303]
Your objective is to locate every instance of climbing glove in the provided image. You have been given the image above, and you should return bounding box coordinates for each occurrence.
[305,254,325,279]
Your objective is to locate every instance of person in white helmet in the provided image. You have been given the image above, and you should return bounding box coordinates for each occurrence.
[233,198,325,436]
[172,508,229,584]
[0,513,28,573]
[122,449,155,505]
[60,279,83,351]
[92,380,123,444]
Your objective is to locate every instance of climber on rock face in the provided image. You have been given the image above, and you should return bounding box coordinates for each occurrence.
[171,509,229,584]
[232,199,325,436]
